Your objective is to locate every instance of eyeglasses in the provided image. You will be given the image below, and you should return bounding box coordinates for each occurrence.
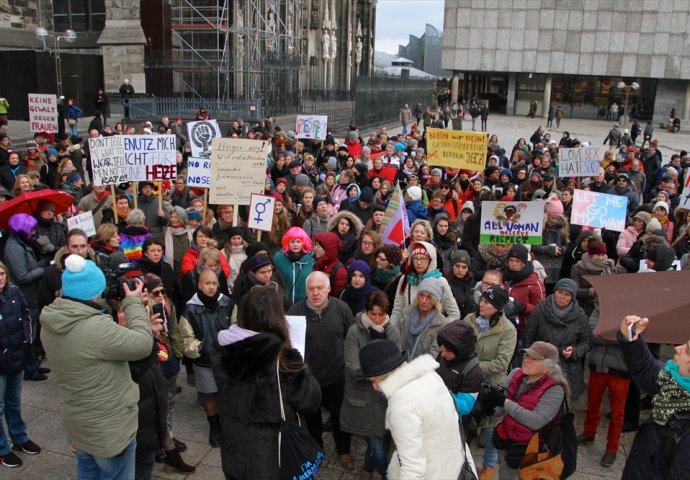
[150,289,166,297]
[361,240,374,246]
[412,256,430,264]
[376,255,388,262]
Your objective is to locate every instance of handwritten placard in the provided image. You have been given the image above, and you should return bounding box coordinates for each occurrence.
[558,147,602,177]
[571,189,627,232]
[295,115,328,140]
[209,138,271,205]
[480,200,545,245]
[122,135,177,182]
[89,136,127,187]
[426,128,487,170]
[187,157,211,187]
[28,93,58,133]
[67,211,96,237]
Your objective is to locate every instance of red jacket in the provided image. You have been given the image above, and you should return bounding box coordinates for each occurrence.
[180,246,230,278]
[499,370,557,443]
[313,232,348,297]
[502,270,545,336]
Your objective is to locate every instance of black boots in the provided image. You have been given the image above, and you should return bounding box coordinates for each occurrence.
[207,414,221,448]
[163,447,196,473]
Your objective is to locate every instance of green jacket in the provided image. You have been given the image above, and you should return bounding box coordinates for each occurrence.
[40,296,153,458]
[273,250,315,304]
[0,99,9,115]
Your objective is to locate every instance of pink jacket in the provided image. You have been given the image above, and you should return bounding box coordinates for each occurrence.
[616,226,643,257]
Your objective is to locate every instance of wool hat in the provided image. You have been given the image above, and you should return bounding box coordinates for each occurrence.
[532,148,544,157]
[407,186,423,201]
[633,211,652,224]
[417,277,444,301]
[411,243,430,258]
[587,239,607,256]
[275,178,288,188]
[481,285,509,311]
[617,173,630,183]
[530,170,542,179]
[362,146,371,154]
[0,186,12,199]
[554,278,578,297]
[313,195,328,208]
[522,341,559,361]
[653,201,669,213]
[484,166,500,177]
[626,146,637,153]
[347,130,359,140]
[359,187,374,203]
[246,254,273,273]
[37,199,55,213]
[647,245,677,271]
[657,191,670,203]
[143,273,163,293]
[67,172,82,184]
[47,148,58,157]
[646,218,662,233]
[139,181,155,192]
[348,259,371,279]
[295,174,311,187]
[507,244,529,265]
[62,255,107,301]
[461,202,475,214]
[543,172,555,181]
[227,226,244,239]
[186,208,202,221]
[450,249,472,267]
[546,198,564,216]
[431,167,443,176]
[338,145,349,153]
[288,158,302,169]
[355,339,406,378]
[246,241,269,258]
[326,156,337,169]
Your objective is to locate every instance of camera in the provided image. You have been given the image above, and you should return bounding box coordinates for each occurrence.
[97,256,143,300]
[479,380,508,397]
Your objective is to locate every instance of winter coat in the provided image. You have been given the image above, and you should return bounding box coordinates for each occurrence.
[179,293,234,367]
[435,320,485,394]
[406,200,428,225]
[3,234,44,313]
[129,346,168,454]
[588,306,629,377]
[391,241,461,326]
[287,297,354,387]
[78,191,113,229]
[396,304,448,361]
[302,213,330,239]
[213,331,322,480]
[119,225,152,263]
[611,184,640,217]
[136,194,171,236]
[570,255,617,316]
[340,313,402,437]
[379,355,465,480]
[619,333,690,480]
[448,275,477,318]
[0,284,31,375]
[327,211,364,264]
[163,227,193,275]
[40,296,153,458]
[313,232,348,297]
[464,311,517,387]
[501,270,545,336]
[524,296,592,400]
[0,164,27,191]
[35,218,68,255]
[273,250,315,304]
[617,226,644,257]
[180,244,230,278]
[531,221,569,285]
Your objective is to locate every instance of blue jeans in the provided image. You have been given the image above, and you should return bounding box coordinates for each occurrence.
[483,427,498,468]
[402,123,408,135]
[362,435,387,478]
[69,122,78,137]
[0,371,29,455]
[76,438,136,480]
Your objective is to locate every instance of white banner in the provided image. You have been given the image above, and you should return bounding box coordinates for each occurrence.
[28,93,58,133]
[295,115,328,140]
[89,136,127,187]
[187,120,221,157]
[187,157,211,187]
[122,135,177,182]
[558,146,602,177]
[67,211,96,237]
[247,194,276,232]
[209,138,271,205]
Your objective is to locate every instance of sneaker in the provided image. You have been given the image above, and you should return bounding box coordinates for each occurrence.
[0,451,22,468]
[600,451,616,467]
[576,434,595,444]
[13,440,41,455]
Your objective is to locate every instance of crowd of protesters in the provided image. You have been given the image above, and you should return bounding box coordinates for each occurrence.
[0,100,689,480]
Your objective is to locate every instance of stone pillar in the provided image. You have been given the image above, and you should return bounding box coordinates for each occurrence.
[451,72,459,103]
[507,73,516,115]
[98,1,147,93]
[684,81,690,121]
[543,74,552,119]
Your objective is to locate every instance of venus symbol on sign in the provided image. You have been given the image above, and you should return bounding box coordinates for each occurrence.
[253,198,272,223]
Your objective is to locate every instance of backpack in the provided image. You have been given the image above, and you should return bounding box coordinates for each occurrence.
[329,261,344,288]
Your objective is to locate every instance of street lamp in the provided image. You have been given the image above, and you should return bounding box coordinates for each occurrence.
[35,27,77,100]
[617,80,639,127]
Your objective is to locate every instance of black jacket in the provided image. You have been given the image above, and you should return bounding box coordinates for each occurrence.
[436,320,484,394]
[129,345,167,454]
[0,285,32,375]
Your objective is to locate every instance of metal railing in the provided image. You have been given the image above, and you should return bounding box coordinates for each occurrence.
[124,97,263,121]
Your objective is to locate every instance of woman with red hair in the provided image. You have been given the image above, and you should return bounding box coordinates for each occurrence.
[272,227,315,304]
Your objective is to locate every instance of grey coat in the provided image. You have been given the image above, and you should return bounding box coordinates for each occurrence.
[525,296,592,400]
[340,313,402,437]
[4,234,44,312]
[587,305,628,377]
[396,304,449,361]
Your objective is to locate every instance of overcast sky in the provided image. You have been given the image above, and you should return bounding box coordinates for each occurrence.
[375,0,445,54]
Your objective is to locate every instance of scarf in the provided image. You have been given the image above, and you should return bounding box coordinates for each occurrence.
[578,253,615,274]
[502,261,535,285]
[476,315,491,337]
[373,265,401,285]
[652,361,690,425]
[402,163,417,177]
[165,226,192,268]
[434,232,453,250]
[197,290,221,313]
[405,307,434,360]
[406,268,442,286]
[287,250,305,262]
[360,311,389,334]
[117,204,132,220]
[341,282,378,314]
[658,214,670,226]
[550,295,574,320]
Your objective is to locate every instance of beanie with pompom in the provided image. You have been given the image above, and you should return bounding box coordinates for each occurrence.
[61,255,106,301]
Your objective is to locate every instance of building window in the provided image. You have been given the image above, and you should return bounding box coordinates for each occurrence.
[53,0,106,33]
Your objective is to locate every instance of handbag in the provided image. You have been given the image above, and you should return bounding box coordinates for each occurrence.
[518,431,563,480]
[68,118,77,126]
[276,359,323,480]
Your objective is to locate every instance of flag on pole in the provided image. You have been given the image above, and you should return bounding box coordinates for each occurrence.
[379,185,410,246]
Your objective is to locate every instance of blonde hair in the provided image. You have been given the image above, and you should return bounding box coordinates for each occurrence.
[95,223,119,244]
[410,219,433,242]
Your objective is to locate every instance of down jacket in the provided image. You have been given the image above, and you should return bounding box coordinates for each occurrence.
[0,284,31,375]
[179,293,234,367]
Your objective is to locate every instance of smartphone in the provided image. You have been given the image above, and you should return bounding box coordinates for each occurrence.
[627,323,636,341]
[152,303,166,322]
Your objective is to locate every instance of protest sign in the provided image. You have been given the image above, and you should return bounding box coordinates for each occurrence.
[247,194,276,232]
[187,157,211,187]
[187,120,221,157]
[89,135,127,187]
[679,173,690,209]
[28,93,58,133]
[426,128,487,170]
[571,189,627,232]
[295,115,328,140]
[379,185,410,246]
[480,200,545,245]
[209,138,271,205]
[558,146,602,177]
[67,211,96,237]
[122,135,177,182]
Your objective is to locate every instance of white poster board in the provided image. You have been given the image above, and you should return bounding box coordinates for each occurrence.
[89,136,127,187]
[187,120,221,157]
[28,93,58,133]
[67,211,96,237]
[122,135,177,182]
[558,147,602,177]
[479,200,545,245]
[295,115,328,140]
[285,315,307,359]
[680,173,690,209]
[571,189,628,232]
[186,157,211,187]
[209,138,271,205]
[247,194,276,232]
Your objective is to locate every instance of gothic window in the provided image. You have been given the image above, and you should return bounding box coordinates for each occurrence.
[53,0,106,33]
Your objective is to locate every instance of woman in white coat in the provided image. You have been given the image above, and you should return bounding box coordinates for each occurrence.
[356,339,475,479]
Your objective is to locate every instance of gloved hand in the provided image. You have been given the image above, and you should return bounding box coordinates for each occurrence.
[35,235,55,254]
[513,300,525,313]
[480,390,507,415]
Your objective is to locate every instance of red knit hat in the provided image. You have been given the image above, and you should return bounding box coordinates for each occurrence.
[587,239,607,256]
[411,244,430,258]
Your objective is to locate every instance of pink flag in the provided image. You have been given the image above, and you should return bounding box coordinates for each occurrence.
[380,185,410,246]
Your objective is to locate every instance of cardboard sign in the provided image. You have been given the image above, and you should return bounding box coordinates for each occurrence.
[480,200,545,245]
[295,115,328,140]
[122,135,177,182]
[426,128,487,170]
[209,138,271,205]
[571,189,627,232]
[186,157,211,187]
[679,173,690,209]
[247,194,275,232]
[28,93,58,133]
[558,147,602,177]
[67,211,96,237]
[89,136,127,187]
[187,120,221,157]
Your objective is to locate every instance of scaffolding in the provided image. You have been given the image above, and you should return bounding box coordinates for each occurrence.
[170,0,305,107]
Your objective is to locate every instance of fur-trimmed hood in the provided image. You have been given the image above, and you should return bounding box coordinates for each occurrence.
[378,354,439,399]
[328,209,364,238]
[643,233,670,250]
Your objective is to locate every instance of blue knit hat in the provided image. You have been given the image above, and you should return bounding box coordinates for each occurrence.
[62,255,106,301]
